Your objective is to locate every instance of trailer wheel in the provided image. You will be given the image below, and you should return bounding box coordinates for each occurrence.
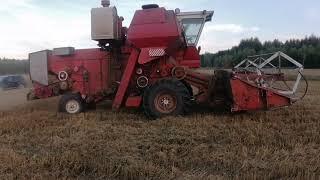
[59,93,84,114]
[143,79,192,119]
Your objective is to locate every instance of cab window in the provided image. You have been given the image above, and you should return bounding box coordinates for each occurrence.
[181,18,204,45]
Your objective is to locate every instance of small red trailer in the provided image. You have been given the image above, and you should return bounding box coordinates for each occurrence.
[27,1,307,118]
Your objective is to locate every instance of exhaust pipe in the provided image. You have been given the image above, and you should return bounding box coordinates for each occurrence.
[101,0,110,7]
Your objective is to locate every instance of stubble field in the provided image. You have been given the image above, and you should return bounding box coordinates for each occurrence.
[0,72,319,179]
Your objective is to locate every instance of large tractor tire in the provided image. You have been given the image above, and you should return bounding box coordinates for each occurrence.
[143,79,192,119]
[59,93,84,114]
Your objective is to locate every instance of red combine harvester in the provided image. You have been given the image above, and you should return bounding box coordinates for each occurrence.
[28,1,307,118]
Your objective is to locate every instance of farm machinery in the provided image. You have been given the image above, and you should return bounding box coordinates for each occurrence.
[27,1,307,118]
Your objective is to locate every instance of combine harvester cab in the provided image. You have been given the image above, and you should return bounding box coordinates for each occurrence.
[27,1,307,118]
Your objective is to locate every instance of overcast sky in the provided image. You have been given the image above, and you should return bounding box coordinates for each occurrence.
[0,0,319,59]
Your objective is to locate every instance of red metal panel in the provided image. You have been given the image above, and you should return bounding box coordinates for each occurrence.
[181,47,201,68]
[112,48,140,110]
[266,91,291,108]
[125,96,142,108]
[230,78,264,111]
[127,8,181,48]
[230,78,292,112]
[173,47,201,68]
[47,48,109,96]
[34,83,53,98]
[131,8,166,25]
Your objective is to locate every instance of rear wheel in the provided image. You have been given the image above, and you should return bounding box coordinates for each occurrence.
[59,93,84,114]
[143,79,192,119]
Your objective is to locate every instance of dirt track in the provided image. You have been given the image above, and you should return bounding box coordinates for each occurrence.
[0,88,60,112]
[0,75,59,112]
[0,88,29,111]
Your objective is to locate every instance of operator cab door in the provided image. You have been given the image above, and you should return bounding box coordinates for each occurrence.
[176,10,214,46]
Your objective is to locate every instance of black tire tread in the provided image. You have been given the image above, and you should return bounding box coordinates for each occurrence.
[143,78,192,119]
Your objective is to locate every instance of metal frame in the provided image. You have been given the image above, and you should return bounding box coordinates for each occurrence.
[112,48,140,110]
[234,51,304,95]
[176,10,214,45]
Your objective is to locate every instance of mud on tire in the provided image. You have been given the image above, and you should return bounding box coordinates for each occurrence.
[143,79,192,119]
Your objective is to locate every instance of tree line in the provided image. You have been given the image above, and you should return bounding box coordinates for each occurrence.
[0,58,29,75]
[201,35,320,68]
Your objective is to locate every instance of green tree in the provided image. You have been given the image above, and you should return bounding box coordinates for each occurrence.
[201,36,320,68]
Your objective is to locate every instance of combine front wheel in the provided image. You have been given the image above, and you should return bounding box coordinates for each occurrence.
[59,93,84,114]
[143,79,192,119]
